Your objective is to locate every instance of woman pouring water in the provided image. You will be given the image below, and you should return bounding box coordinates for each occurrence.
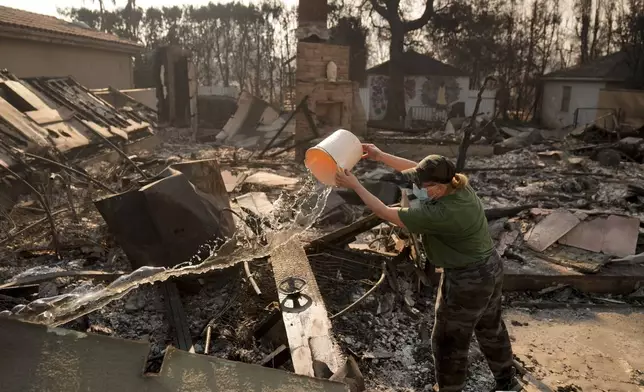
[335,144,522,392]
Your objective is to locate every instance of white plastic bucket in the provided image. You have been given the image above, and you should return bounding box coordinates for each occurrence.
[305,129,364,186]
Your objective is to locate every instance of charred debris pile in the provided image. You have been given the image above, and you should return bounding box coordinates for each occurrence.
[1,79,644,391]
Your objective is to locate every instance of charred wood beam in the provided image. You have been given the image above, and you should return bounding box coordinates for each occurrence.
[269,232,344,377]
[258,95,309,158]
[306,213,382,250]
[160,281,194,353]
[260,344,291,369]
[485,205,537,220]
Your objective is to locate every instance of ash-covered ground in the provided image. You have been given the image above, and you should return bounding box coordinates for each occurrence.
[1,127,644,391]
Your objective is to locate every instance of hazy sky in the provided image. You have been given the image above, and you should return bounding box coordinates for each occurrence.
[0,0,298,17]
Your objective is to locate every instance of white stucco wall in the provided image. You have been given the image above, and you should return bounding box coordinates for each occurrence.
[366,74,494,121]
[541,80,606,128]
[0,37,134,89]
[465,89,496,118]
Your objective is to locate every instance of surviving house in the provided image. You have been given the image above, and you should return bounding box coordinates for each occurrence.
[540,52,630,129]
[364,50,496,122]
[0,6,142,89]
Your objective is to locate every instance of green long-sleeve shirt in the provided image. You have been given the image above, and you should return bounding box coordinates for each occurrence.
[398,185,493,269]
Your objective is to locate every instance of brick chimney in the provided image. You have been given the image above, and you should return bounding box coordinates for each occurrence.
[297,0,330,41]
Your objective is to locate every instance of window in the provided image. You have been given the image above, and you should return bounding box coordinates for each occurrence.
[560,86,572,113]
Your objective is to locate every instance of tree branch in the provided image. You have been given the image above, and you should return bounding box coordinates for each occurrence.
[456,75,496,172]
[404,0,435,32]
[368,0,388,19]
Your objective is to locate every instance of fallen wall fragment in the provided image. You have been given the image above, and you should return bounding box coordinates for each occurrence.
[95,159,235,269]
[218,91,284,149]
[559,215,640,257]
[524,210,581,252]
[0,318,348,392]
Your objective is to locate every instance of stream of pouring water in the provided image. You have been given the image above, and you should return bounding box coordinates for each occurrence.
[6,176,332,327]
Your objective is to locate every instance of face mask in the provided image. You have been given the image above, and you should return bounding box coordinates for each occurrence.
[412,183,430,201]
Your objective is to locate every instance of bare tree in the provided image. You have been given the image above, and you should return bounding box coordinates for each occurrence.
[368,0,435,123]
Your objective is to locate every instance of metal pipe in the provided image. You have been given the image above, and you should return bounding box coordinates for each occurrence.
[244,261,262,296]
[204,325,212,355]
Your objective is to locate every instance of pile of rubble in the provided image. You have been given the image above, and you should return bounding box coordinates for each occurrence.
[1,74,643,391]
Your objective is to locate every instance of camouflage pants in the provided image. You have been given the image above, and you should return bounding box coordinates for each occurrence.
[431,252,514,391]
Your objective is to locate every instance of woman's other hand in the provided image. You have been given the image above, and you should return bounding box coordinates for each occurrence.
[362,143,382,161]
[335,169,360,190]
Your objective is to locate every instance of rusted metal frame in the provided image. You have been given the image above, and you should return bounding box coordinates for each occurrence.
[33,77,128,129]
[26,85,146,179]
